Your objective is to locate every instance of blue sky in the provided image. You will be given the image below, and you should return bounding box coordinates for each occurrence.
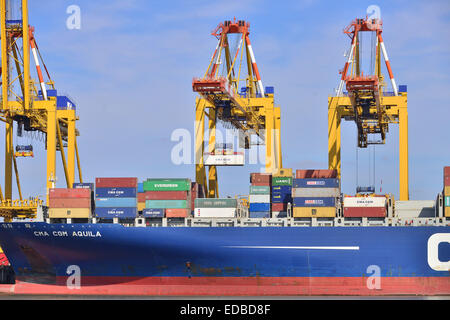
[1,0,449,201]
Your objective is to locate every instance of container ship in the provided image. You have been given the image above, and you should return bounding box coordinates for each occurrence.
[0,4,449,296]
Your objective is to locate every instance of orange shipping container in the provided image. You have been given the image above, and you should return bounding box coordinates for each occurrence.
[49,198,91,208]
[49,188,91,199]
[165,208,189,218]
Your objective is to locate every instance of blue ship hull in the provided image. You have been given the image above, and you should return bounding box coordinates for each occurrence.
[0,222,449,295]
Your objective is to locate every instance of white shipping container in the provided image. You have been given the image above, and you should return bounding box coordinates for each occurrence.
[343,196,386,208]
[194,207,236,218]
[204,153,244,166]
[249,194,271,203]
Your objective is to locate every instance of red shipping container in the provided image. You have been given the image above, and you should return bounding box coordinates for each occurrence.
[250,173,272,184]
[49,198,91,208]
[343,207,386,218]
[165,208,189,218]
[272,202,287,212]
[296,169,338,179]
[444,166,450,177]
[95,177,137,188]
[445,176,450,186]
[49,188,91,199]
[251,182,272,186]
[137,191,188,201]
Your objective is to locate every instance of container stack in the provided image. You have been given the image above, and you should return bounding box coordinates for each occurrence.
[271,169,293,218]
[292,169,339,218]
[445,167,450,217]
[142,179,191,218]
[137,182,145,214]
[194,198,237,218]
[48,188,92,219]
[249,173,271,218]
[95,178,138,220]
[73,182,95,212]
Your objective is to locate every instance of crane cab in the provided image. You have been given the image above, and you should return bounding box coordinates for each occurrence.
[15,145,34,158]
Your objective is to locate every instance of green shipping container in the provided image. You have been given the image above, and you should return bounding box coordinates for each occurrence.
[249,186,271,195]
[195,198,237,208]
[143,179,190,191]
[145,200,187,209]
[272,176,293,186]
[445,196,450,207]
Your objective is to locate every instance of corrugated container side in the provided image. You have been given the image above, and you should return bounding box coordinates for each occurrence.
[137,202,145,211]
[95,187,137,198]
[194,208,236,218]
[95,197,137,208]
[293,179,340,188]
[95,207,137,218]
[49,188,91,199]
[145,200,187,209]
[249,186,271,194]
[292,187,340,197]
[295,169,338,179]
[73,183,94,190]
[445,176,450,187]
[194,198,237,208]
[249,194,271,203]
[137,191,188,201]
[138,183,144,193]
[250,173,272,184]
[249,203,271,212]
[272,168,293,177]
[165,208,189,218]
[249,211,270,218]
[271,185,292,193]
[95,177,138,188]
[143,179,191,191]
[271,194,293,203]
[293,197,336,207]
[251,182,272,187]
[272,177,293,186]
[445,196,450,207]
[293,207,336,217]
[272,202,287,211]
[343,196,386,207]
[343,207,386,218]
[49,198,91,208]
[444,166,450,177]
[444,186,450,196]
[142,208,164,218]
[446,207,450,217]
[48,208,91,219]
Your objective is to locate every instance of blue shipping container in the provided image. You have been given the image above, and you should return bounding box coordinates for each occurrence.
[272,194,293,203]
[95,187,137,198]
[95,207,137,218]
[293,197,336,207]
[138,183,144,193]
[142,208,164,218]
[95,197,137,208]
[249,211,270,218]
[293,178,340,188]
[73,183,94,190]
[272,185,292,193]
[249,203,271,212]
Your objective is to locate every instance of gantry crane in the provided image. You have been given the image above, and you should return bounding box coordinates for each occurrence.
[328,17,409,200]
[193,19,282,198]
[0,0,82,221]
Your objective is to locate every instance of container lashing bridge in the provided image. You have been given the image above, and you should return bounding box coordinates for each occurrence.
[193,19,282,198]
[328,17,409,200]
[0,0,83,221]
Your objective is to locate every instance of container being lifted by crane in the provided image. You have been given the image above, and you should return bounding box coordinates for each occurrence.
[0,0,82,221]
[193,18,282,198]
[328,17,409,200]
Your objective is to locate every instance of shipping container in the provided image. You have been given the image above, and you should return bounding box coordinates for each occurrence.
[249,203,271,212]
[249,211,270,218]
[145,200,187,209]
[73,183,94,190]
[343,196,386,207]
[138,183,144,193]
[95,187,137,198]
[142,208,164,218]
[271,185,292,193]
[444,166,450,177]
[165,208,189,218]
[295,169,338,179]
[249,194,271,203]
[137,202,145,211]
[49,188,91,199]
[143,179,190,191]
[137,191,188,201]
[445,186,450,196]
[293,178,340,188]
[293,197,336,207]
[271,193,293,203]
[293,207,336,218]
[292,187,340,198]
[446,207,450,217]
[343,207,386,218]
[194,198,237,208]
[95,207,137,218]
[250,173,272,184]
[272,177,293,186]
[272,211,288,218]
[249,185,271,195]
[251,182,272,186]
[445,196,450,207]
[95,177,138,188]
[48,208,91,219]
[272,168,293,177]
[49,198,91,208]
[95,197,137,208]
[272,202,287,212]
[194,207,236,218]
[446,176,450,187]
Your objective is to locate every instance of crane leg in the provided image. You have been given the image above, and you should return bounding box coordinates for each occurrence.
[265,102,275,173]
[67,109,76,187]
[275,106,282,169]
[5,119,13,200]
[328,97,341,178]
[195,98,207,194]
[46,103,57,204]
[207,107,218,198]
[399,101,409,200]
